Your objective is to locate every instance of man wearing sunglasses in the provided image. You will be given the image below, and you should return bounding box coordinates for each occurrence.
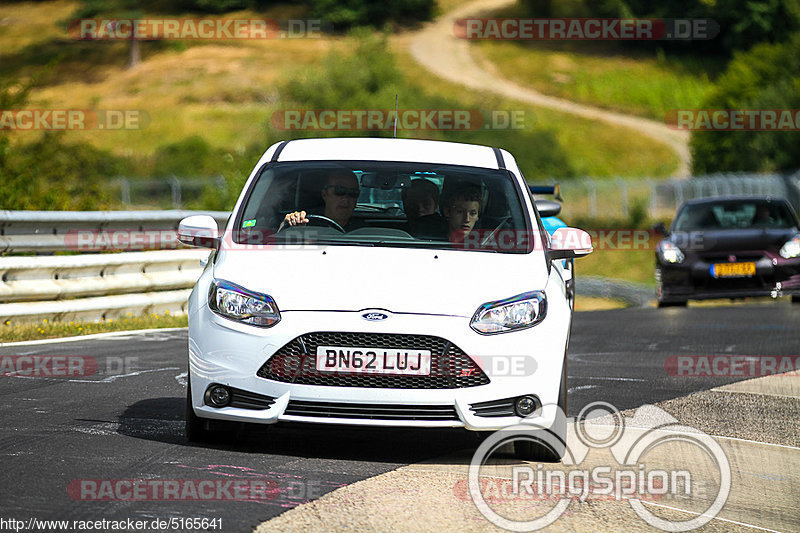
[281,171,362,231]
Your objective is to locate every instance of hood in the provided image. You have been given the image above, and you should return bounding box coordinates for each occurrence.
[672,228,797,255]
[212,246,549,317]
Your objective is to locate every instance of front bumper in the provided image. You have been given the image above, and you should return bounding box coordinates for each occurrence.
[187,296,570,432]
[657,255,800,301]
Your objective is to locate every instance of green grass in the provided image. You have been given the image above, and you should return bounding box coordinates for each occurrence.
[578,248,655,286]
[0,0,679,179]
[477,41,715,121]
[0,313,187,343]
[393,46,679,178]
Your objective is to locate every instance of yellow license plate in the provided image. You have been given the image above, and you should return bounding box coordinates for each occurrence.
[712,262,756,278]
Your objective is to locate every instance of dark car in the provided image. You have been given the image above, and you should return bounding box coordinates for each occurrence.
[654,196,800,307]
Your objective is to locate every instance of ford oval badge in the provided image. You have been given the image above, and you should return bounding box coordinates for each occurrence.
[362,312,388,321]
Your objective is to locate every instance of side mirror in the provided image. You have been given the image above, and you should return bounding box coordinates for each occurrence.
[653,222,668,237]
[536,199,562,218]
[178,215,219,248]
[548,227,593,260]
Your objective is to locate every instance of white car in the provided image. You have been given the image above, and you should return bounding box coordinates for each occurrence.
[179,137,591,460]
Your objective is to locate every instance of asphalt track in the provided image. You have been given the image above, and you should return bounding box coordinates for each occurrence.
[1,302,798,532]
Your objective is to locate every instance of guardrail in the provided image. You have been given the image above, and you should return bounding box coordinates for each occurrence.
[0,211,225,323]
[0,210,229,253]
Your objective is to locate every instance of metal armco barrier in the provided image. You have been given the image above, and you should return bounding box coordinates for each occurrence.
[0,210,228,253]
[0,211,224,323]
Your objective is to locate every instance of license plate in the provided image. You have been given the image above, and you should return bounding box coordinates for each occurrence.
[711,262,756,278]
[315,347,431,375]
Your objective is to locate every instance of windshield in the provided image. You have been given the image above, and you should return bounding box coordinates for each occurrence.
[673,200,798,231]
[233,161,535,253]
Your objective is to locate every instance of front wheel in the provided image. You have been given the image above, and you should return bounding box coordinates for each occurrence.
[186,380,214,442]
[513,355,567,462]
[657,300,687,308]
[185,380,240,443]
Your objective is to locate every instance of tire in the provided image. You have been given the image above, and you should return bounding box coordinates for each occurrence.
[185,380,214,442]
[513,355,567,462]
[185,379,238,443]
[657,300,687,308]
[565,259,575,312]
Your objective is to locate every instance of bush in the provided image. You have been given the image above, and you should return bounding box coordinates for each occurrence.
[691,35,800,173]
[307,0,434,29]
[277,31,574,177]
[519,0,800,57]
[0,133,124,210]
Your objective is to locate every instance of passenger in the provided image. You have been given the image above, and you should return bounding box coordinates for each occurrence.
[402,179,447,237]
[752,204,775,226]
[443,184,482,243]
[403,179,440,223]
[280,171,361,231]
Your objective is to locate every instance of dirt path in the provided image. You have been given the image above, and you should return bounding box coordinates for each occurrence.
[408,0,691,177]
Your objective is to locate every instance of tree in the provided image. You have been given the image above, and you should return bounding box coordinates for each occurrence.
[691,35,800,173]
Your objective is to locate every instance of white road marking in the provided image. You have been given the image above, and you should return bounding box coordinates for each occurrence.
[583,423,800,450]
[710,388,799,400]
[69,367,180,383]
[636,499,786,533]
[569,376,647,382]
[175,372,188,386]
[568,385,597,393]
[0,327,187,347]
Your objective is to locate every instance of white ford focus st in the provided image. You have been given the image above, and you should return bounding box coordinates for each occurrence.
[179,137,591,460]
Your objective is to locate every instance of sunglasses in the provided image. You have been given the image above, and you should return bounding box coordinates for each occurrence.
[326,185,360,199]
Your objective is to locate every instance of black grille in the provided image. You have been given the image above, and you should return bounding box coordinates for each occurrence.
[469,398,517,418]
[257,332,489,389]
[284,400,459,421]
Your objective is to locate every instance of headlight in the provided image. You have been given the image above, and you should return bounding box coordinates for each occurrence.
[779,235,800,259]
[209,280,280,328]
[659,241,685,264]
[470,291,547,334]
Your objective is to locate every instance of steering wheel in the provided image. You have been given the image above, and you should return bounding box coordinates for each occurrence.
[305,214,345,233]
[480,216,512,246]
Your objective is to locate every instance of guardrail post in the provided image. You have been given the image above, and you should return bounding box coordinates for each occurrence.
[169,176,181,209]
[617,178,629,219]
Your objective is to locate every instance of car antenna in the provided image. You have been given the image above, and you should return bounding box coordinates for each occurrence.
[393,94,398,138]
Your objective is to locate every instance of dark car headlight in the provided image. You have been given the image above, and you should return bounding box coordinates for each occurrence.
[779,235,800,259]
[471,291,547,334]
[209,279,280,327]
[658,241,685,264]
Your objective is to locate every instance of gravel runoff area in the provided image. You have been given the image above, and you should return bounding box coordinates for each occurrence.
[255,373,799,532]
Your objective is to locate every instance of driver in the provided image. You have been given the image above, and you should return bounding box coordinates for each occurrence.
[280,171,362,231]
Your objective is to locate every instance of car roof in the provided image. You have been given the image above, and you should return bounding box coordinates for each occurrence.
[680,196,790,207]
[272,137,502,169]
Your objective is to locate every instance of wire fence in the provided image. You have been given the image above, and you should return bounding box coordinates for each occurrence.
[111,171,800,221]
[112,176,227,208]
[555,171,800,222]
